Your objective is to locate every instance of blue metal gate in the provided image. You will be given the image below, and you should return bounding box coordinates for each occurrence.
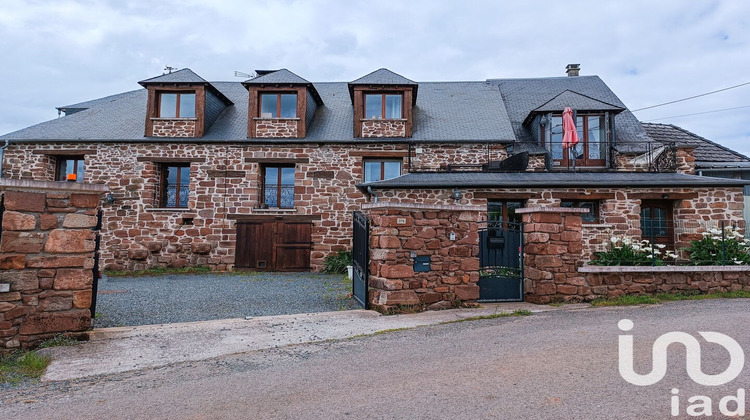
[352,211,369,308]
[478,220,524,302]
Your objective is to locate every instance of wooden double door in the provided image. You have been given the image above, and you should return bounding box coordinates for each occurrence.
[235,219,312,271]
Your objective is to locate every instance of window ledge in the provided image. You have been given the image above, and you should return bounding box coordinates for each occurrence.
[253,117,301,121]
[360,118,407,122]
[150,117,198,121]
[251,208,298,214]
[145,207,192,212]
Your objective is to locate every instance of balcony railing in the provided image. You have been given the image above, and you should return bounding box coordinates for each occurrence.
[405,141,677,173]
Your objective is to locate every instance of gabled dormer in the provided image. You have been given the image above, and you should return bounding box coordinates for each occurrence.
[524,90,624,168]
[139,68,233,138]
[348,69,418,138]
[242,69,323,139]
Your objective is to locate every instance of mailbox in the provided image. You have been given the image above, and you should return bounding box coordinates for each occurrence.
[488,235,505,249]
[414,256,431,272]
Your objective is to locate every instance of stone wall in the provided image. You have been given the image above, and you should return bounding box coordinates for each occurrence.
[151,119,196,137]
[0,179,105,351]
[365,203,482,311]
[579,266,750,298]
[361,120,406,138]
[517,207,586,304]
[253,118,299,138]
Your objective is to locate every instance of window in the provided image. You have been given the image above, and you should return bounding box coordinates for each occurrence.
[640,200,674,248]
[488,201,523,224]
[260,93,297,118]
[56,156,85,182]
[364,93,402,119]
[263,166,295,208]
[560,201,599,223]
[363,160,401,182]
[542,113,607,167]
[159,92,195,118]
[160,165,190,208]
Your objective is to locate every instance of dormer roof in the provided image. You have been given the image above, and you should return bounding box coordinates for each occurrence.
[348,68,418,104]
[523,89,624,124]
[242,68,323,106]
[138,68,233,105]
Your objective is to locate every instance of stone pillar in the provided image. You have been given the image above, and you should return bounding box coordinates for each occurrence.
[517,207,587,304]
[0,179,107,351]
[364,203,483,312]
[675,145,696,175]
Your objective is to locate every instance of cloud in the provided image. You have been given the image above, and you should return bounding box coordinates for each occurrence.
[0,0,748,154]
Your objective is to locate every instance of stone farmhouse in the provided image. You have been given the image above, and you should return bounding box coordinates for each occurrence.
[1,64,749,309]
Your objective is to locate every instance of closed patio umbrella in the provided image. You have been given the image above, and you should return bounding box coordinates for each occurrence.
[561,107,580,149]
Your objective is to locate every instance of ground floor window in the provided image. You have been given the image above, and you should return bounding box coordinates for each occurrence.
[640,200,674,247]
[560,200,599,223]
[56,156,85,182]
[160,164,190,208]
[488,201,523,224]
[363,160,401,182]
[263,165,295,208]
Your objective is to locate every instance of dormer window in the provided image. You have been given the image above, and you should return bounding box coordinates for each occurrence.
[159,92,195,118]
[260,93,297,118]
[364,93,402,119]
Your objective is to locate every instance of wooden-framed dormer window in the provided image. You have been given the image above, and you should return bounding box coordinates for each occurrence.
[364,93,403,119]
[541,112,608,167]
[260,93,297,118]
[158,92,196,118]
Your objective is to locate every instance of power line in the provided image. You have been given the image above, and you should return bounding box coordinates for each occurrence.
[631,81,750,112]
[645,105,750,122]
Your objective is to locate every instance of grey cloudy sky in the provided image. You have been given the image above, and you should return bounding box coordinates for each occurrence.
[1,0,748,154]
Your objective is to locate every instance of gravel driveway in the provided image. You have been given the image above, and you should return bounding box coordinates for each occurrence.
[94,272,359,328]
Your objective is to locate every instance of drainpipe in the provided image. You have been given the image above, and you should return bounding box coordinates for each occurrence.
[367,186,378,203]
[0,140,9,178]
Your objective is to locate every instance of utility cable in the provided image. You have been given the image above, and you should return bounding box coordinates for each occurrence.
[631,81,750,112]
[645,105,750,122]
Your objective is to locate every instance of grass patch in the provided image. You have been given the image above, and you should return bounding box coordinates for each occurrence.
[442,309,533,324]
[0,351,51,385]
[104,265,212,278]
[590,290,750,307]
[37,334,78,349]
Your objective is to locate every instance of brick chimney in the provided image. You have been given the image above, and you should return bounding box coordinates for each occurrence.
[566,64,580,77]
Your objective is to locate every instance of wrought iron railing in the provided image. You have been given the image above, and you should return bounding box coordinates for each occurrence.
[264,185,295,208]
[404,141,678,173]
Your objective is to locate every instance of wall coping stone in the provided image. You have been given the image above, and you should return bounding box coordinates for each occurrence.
[0,179,108,193]
[362,202,484,212]
[516,206,589,214]
[579,265,750,273]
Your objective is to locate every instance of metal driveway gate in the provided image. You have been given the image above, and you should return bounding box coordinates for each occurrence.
[351,211,369,308]
[478,220,524,302]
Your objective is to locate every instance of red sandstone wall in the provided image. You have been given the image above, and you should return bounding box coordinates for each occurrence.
[0,182,104,351]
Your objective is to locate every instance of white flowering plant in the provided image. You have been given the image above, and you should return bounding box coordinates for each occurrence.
[591,236,675,266]
[686,225,750,266]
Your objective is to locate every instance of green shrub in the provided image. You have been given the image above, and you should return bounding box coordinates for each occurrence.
[323,251,352,274]
[591,236,675,266]
[685,226,750,265]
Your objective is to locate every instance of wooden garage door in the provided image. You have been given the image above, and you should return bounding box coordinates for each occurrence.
[235,221,312,271]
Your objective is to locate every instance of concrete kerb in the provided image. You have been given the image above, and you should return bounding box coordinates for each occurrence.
[39,303,573,382]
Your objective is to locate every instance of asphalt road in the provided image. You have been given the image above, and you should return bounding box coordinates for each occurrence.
[3,299,750,419]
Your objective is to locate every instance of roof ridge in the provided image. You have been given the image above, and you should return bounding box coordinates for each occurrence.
[665,123,750,161]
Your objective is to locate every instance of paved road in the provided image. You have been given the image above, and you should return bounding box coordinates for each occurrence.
[3,299,750,419]
[95,272,359,327]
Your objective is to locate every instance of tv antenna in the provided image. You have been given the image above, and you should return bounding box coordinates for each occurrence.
[234,71,256,79]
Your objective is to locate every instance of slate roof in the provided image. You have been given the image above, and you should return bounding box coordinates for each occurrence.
[349,68,417,86]
[1,80,515,142]
[530,90,623,115]
[243,69,312,85]
[493,76,655,151]
[642,123,750,167]
[359,171,750,189]
[138,68,207,86]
